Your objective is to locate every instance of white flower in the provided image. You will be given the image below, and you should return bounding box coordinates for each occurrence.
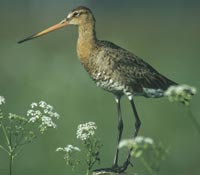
[27,110,41,123]
[39,101,47,108]
[65,145,80,152]
[41,116,57,128]
[46,104,53,111]
[53,112,60,119]
[35,110,42,116]
[27,109,34,116]
[56,145,80,153]
[29,117,37,123]
[119,139,135,149]
[144,137,154,144]
[76,122,97,141]
[119,136,154,149]
[56,147,64,152]
[135,136,154,145]
[44,109,48,114]
[165,84,197,105]
[27,101,59,132]
[30,102,37,108]
[135,136,144,143]
[0,96,5,105]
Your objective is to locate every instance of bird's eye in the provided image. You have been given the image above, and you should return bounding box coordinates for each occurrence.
[73,12,80,17]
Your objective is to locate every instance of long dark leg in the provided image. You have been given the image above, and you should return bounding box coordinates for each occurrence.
[113,95,123,167]
[122,97,141,170]
[129,98,141,137]
[93,96,132,173]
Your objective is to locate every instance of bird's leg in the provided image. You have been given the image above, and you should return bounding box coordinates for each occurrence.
[129,98,141,138]
[94,95,126,173]
[122,97,141,168]
[113,95,123,167]
[93,96,134,174]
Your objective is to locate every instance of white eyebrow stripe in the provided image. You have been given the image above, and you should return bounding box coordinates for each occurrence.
[67,13,73,19]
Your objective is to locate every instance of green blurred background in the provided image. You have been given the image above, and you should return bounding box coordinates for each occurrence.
[0,0,200,175]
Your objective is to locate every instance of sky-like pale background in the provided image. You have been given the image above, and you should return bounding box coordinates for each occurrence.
[0,0,200,175]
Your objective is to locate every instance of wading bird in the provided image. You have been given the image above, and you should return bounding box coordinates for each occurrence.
[18,6,177,173]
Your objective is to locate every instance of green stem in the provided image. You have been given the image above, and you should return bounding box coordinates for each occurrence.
[2,125,11,150]
[86,169,90,175]
[0,144,10,154]
[9,121,14,175]
[140,157,157,175]
[186,107,200,135]
[9,153,14,175]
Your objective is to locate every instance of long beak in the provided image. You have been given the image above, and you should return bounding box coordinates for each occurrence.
[18,19,69,43]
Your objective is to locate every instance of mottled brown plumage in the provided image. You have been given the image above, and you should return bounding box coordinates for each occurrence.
[73,6,176,98]
[18,6,177,173]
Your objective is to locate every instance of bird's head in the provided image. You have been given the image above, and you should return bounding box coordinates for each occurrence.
[67,6,95,25]
[18,6,95,43]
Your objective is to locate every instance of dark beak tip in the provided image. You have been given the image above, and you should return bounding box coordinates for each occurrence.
[17,40,23,44]
[17,38,30,44]
[17,34,37,44]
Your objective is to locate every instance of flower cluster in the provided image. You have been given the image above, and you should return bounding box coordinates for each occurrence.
[119,136,168,174]
[0,96,5,105]
[57,122,102,174]
[0,97,61,175]
[56,145,80,170]
[164,84,197,105]
[76,122,97,141]
[135,136,154,145]
[119,136,155,158]
[56,145,81,153]
[27,101,60,133]
[119,136,154,149]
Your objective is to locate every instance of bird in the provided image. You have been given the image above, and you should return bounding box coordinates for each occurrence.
[18,6,177,173]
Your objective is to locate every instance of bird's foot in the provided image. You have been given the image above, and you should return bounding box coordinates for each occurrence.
[93,158,133,174]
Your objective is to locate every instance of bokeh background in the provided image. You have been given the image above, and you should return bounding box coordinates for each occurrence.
[0,0,200,175]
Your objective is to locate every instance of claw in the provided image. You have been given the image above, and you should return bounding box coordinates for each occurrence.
[93,158,132,174]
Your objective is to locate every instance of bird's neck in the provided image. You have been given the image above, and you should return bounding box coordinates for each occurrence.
[77,22,97,64]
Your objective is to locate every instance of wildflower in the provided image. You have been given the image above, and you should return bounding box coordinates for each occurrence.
[30,102,37,108]
[39,101,47,108]
[27,109,34,116]
[165,84,197,105]
[135,136,154,145]
[41,116,57,128]
[135,136,144,143]
[0,96,5,105]
[56,145,80,153]
[46,104,53,111]
[56,144,81,170]
[64,145,81,152]
[56,147,64,152]
[119,136,154,149]
[28,117,36,123]
[53,112,60,119]
[27,101,59,133]
[76,122,97,141]
[119,139,135,149]
[144,137,154,145]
